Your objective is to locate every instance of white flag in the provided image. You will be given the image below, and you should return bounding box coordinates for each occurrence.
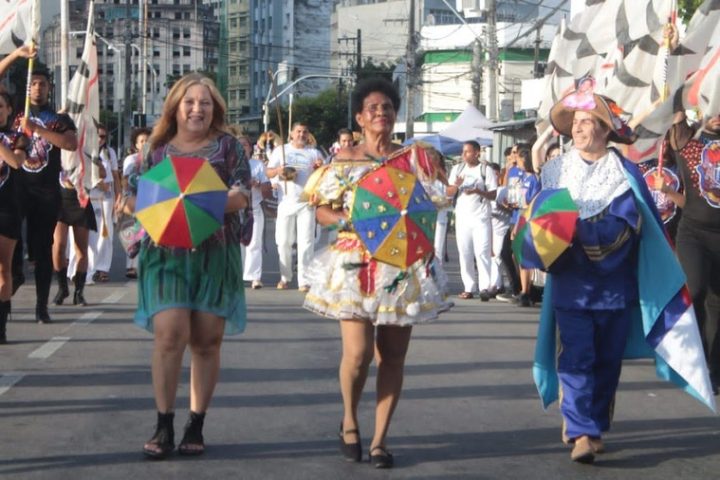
[61,1,101,207]
[0,0,39,54]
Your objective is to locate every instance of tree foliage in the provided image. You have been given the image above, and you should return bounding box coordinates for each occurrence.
[357,57,396,82]
[267,86,352,152]
[677,0,704,24]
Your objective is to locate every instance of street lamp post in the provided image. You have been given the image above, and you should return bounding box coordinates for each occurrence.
[264,74,354,135]
[262,67,291,136]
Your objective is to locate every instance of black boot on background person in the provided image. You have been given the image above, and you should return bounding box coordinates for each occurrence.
[73,272,87,306]
[52,268,70,305]
[0,300,10,344]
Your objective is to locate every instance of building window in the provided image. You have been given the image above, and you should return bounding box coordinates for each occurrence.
[183,47,190,57]
[172,28,180,39]
[183,64,191,73]
[183,28,190,39]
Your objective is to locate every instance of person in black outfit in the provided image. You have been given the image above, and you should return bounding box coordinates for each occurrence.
[669,109,720,394]
[0,91,30,344]
[5,47,78,324]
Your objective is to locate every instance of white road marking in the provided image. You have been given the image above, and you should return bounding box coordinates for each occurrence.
[73,311,103,326]
[102,291,126,304]
[0,372,24,397]
[28,337,71,359]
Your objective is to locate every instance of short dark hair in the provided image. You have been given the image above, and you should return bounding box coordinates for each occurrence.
[504,146,513,156]
[31,64,52,82]
[463,140,481,151]
[131,127,152,146]
[351,78,401,116]
[337,127,352,138]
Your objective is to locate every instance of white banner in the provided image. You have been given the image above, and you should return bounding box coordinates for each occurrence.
[0,0,39,54]
[61,1,101,207]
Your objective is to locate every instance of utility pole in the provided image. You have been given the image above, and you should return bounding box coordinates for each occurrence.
[338,30,362,81]
[356,29,362,80]
[472,39,483,111]
[140,0,147,119]
[486,0,498,121]
[60,1,69,107]
[123,0,133,153]
[405,0,417,139]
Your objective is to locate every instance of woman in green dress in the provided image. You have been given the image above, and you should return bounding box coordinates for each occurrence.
[127,73,251,459]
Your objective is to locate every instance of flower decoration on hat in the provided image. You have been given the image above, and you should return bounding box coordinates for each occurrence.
[549,75,635,145]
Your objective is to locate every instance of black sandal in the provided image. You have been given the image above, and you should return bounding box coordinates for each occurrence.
[143,412,175,460]
[178,411,206,456]
[369,445,394,469]
[338,422,362,462]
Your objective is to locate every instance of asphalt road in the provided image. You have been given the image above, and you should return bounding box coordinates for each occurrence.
[1,222,719,479]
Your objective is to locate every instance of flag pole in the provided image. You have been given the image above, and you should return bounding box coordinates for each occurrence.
[23,0,40,122]
[268,69,287,195]
[658,0,677,175]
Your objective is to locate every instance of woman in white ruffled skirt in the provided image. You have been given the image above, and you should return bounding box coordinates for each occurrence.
[302,78,451,469]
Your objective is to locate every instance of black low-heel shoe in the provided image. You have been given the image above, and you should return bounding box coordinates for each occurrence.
[339,422,362,462]
[369,445,394,469]
[178,411,206,456]
[143,412,175,460]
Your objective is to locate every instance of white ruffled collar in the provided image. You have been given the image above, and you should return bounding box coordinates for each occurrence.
[540,148,630,219]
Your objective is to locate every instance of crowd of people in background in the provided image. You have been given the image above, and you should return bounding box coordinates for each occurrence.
[0,37,716,468]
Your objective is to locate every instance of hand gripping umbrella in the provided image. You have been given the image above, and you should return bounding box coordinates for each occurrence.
[349,165,437,270]
[135,155,228,248]
[512,188,579,271]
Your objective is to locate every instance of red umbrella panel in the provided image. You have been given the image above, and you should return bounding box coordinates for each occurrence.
[350,165,437,270]
[135,155,228,248]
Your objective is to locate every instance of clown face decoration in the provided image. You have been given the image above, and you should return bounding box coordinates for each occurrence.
[697,142,720,208]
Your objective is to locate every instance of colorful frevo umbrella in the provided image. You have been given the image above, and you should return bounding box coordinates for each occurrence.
[350,165,437,270]
[512,188,579,270]
[135,155,228,248]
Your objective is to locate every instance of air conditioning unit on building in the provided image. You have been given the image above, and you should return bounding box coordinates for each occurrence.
[457,0,486,18]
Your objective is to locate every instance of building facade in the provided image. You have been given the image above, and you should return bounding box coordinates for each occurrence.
[42,0,219,128]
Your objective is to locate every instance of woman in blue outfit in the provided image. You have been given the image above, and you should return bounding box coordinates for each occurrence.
[126,73,251,459]
[541,86,644,463]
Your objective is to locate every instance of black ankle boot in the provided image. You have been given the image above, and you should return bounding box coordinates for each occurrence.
[0,300,10,344]
[36,303,52,324]
[143,411,175,459]
[178,411,206,456]
[53,268,69,305]
[73,272,87,306]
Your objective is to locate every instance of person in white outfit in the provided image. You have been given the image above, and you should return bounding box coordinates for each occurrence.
[446,141,498,301]
[120,127,151,279]
[242,139,271,289]
[489,162,512,296]
[266,122,324,291]
[68,125,120,283]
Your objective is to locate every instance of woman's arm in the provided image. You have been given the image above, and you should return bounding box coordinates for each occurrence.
[531,126,553,174]
[316,205,347,227]
[0,143,25,170]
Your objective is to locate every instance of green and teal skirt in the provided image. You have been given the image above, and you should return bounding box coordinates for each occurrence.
[134,242,247,335]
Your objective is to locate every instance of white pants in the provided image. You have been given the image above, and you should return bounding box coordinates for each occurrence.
[455,216,492,293]
[241,206,265,282]
[275,203,315,285]
[88,191,114,275]
[434,217,448,265]
[490,217,510,290]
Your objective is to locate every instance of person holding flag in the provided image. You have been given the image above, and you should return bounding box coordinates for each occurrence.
[533,81,714,464]
[1,45,78,324]
[668,107,720,394]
